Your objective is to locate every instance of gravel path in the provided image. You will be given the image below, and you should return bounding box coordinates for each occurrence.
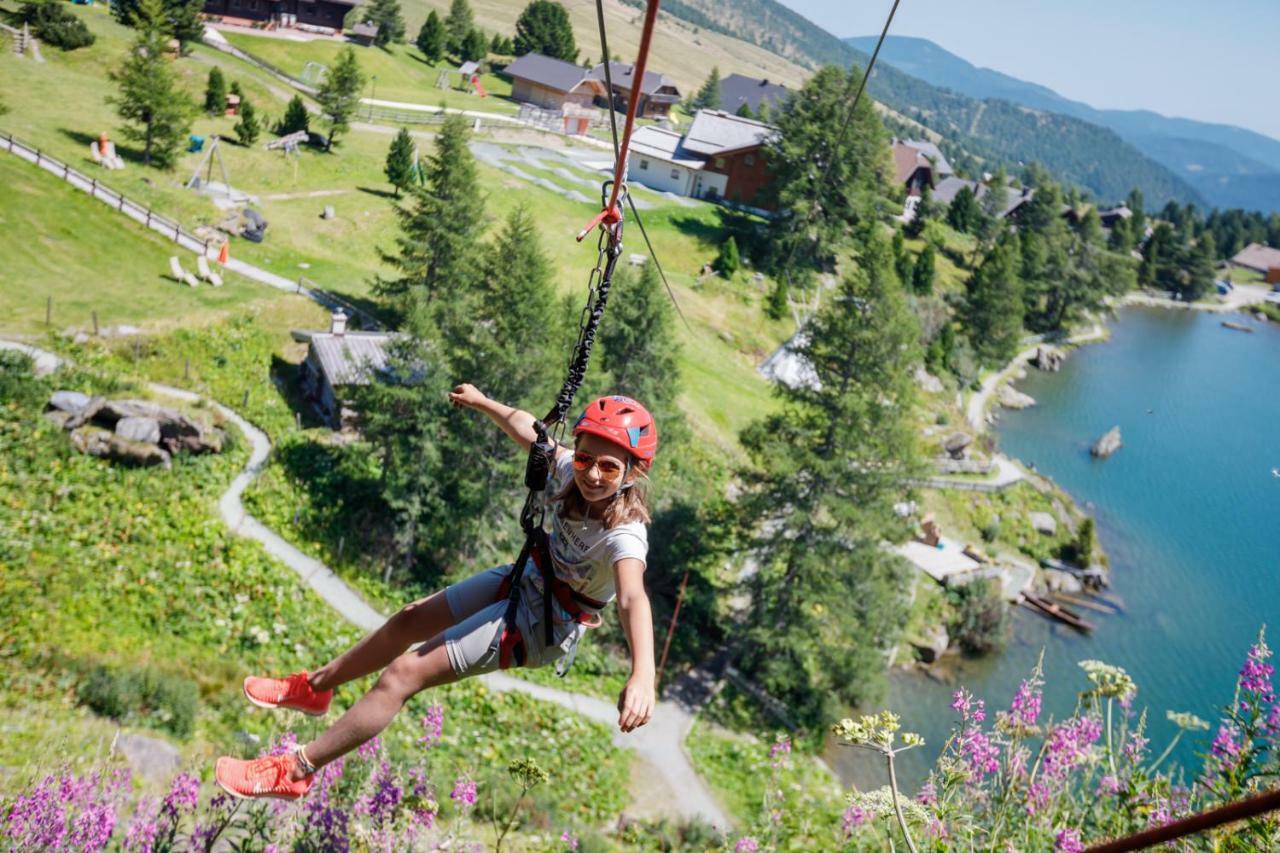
[2,339,731,829]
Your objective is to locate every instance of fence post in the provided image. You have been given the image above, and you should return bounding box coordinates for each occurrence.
[92,311,99,336]
[35,150,41,166]
[63,162,69,179]
[91,178,97,197]
[46,296,52,328]
[146,209,152,227]
[119,195,125,212]
[174,222,180,240]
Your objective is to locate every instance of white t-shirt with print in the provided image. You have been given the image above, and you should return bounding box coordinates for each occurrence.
[541,451,648,607]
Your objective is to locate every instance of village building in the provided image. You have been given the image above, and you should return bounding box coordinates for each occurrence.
[932,175,987,207]
[890,138,954,196]
[589,61,681,120]
[346,20,378,46]
[626,110,776,208]
[1229,242,1280,283]
[1097,204,1133,229]
[201,0,359,34]
[503,53,607,110]
[717,73,789,116]
[295,311,396,430]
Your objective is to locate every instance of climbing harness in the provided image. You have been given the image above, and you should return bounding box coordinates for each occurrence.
[488,0,663,675]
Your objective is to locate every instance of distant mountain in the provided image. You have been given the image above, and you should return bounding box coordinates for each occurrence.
[635,0,1202,207]
[847,35,1280,213]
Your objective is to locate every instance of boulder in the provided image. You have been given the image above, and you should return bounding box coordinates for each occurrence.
[99,399,221,452]
[915,367,944,394]
[1043,568,1083,594]
[1029,511,1058,536]
[910,623,950,664]
[942,432,972,459]
[63,396,107,430]
[1032,346,1066,372]
[43,410,74,429]
[998,384,1036,410]
[1091,426,1123,458]
[48,390,91,413]
[71,426,171,469]
[115,416,161,445]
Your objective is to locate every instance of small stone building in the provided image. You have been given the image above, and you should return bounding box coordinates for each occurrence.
[297,311,395,429]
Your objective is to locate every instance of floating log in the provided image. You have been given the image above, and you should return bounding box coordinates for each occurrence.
[1021,593,1096,633]
[1051,591,1119,615]
[1221,321,1254,333]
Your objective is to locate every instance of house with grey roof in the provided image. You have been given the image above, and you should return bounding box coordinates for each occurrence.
[1230,242,1280,279]
[295,311,398,430]
[718,73,789,116]
[627,110,778,208]
[932,175,987,207]
[503,53,607,110]
[891,138,955,196]
[589,61,681,119]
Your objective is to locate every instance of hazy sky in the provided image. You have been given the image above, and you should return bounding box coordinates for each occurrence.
[776,0,1280,141]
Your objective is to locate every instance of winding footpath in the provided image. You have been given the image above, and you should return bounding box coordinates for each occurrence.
[0,340,731,829]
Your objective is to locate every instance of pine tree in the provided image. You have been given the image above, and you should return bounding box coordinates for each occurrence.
[905,182,933,238]
[384,127,415,198]
[1181,232,1216,302]
[600,262,680,415]
[490,32,503,52]
[316,46,364,150]
[946,185,979,233]
[416,11,445,63]
[715,235,741,277]
[229,80,243,100]
[690,66,720,111]
[891,229,912,287]
[362,0,405,46]
[234,99,260,145]
[755,98,770,124]
[738,230,921,727]
[204,66,226,116]
[912,242,936,295]
[513,0,576,61]
[107,0,193,169]
[444,0,474,55]
[274,95,310,136]
[376,113,486,329]
[166,0,202,50]
[459,27,487,62]
[965,235,1024,365]
[735,102,754,119]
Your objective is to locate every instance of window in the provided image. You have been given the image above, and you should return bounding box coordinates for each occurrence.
[639,159,649,171]
[714,157,725,169]
[744,154,755,166]
[670,169,680,180]
[230,0,240,7]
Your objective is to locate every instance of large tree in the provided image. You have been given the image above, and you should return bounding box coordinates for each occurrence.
[444,0,474,55]
[946,184,980,234]
[233,99,260,146]
[737,231,921,727]
[384,127,415,197]
[107,0,194,169]
[964,235,1024,365]
[599,262,680,417]
[315,46,364,150]
[760,64,889,285]
[362,0,405,46]
[111,0,202,49]
[204,66,227,116]
[459,27,487,63]
[513,0,576,61]
[690,66,720,112]
[375,113,486,331]
[416,10,445,63]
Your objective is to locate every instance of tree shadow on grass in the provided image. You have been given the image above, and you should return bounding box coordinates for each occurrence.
[670,207,759,250]
[269,353,326,430]
[58,128,148,167]
[356,185,399,200]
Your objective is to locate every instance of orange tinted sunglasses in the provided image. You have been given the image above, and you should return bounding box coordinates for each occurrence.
[571,451,627,480]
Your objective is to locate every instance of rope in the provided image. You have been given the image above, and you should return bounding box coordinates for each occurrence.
[627,193,691,331]
[604,0,660,215]
[1085,786,1280,852]
[595,0,621,163]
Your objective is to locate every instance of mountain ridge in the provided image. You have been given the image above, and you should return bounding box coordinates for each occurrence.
[846,34,1280,213]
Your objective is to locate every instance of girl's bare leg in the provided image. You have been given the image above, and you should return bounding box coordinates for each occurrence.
[296,635,458,777]
[309,591,455,692]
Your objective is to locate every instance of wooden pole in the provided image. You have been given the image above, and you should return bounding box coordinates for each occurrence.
[92,311,99,336]
[184,357,190,380]
[241,389,249,409]
[45,296,51,327]
[655,570,689,691]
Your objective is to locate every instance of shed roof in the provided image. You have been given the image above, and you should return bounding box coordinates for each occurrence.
[932,175,988,206]
[901,139,953,176]
[1231,242,1280,273]
[590,61,679,97]
[891,141,932,186]
[629,125,704,169]
[718,73,789,114]
[308,332,396,387]
[504,53,592,94]
[348,21,378,38]
[457,60,480,75]
[681,109,775,157]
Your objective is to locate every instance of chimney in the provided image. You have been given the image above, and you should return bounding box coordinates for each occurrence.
[330,309,347,336]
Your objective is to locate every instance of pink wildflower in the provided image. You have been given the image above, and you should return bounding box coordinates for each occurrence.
[1025,781,1050,816]
[842,804,871,837]
[1097,775,1122,797]
[1006,678,1043,729]
[1210,723,1242,767]
[951,689,972,718]
[924,815,948,840]
[1123,730,1149,763]
[1055,827,1084,852]
[1042,716,1103,780]
[916,781,937,806]
[734,836,759,852]
[561,829,579,850]
[122,797,159,852]
[420,703,445,748]
[357,736,383,759]
[769,735,792,768]
[266,731,298,757]
[958,725,1000,779]
[973,700,987,723]
[1239,639,1274,698]
[450,777,477,809]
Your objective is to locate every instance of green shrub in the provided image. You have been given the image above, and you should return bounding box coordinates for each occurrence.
[19,1,95,49]
[947,578,1007,656]
[75,663,198,738]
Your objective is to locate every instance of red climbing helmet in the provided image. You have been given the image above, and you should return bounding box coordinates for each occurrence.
[573,396,658,465]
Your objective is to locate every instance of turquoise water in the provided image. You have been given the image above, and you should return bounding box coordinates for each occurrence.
[830,307,1280,789]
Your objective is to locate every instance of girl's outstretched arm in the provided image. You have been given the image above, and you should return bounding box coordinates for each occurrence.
[449,383,562,455]
[613,557,655,732]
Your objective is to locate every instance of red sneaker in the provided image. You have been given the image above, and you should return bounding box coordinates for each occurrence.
[215,753,313,801]
[243,672,332,716]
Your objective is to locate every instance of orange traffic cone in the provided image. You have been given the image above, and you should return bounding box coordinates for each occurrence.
[217,242,229,265]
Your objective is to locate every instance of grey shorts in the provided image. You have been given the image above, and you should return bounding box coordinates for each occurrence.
[442,565,586,677]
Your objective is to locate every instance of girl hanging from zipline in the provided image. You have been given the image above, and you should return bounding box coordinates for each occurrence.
[214,387,659,800]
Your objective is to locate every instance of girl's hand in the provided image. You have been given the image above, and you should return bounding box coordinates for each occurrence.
[448,383,487,410]
[617,673,655,733]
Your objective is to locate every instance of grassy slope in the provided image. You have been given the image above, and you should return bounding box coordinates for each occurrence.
[0,155,273,335]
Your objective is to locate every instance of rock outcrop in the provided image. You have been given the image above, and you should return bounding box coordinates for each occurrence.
[1032,346,1067,372]
[998,384,1037,410]
[1091,426,1123,458]
[45,392,225,465]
